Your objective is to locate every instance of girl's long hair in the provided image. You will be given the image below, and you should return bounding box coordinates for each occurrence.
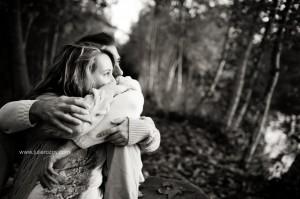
[28,44,114,99]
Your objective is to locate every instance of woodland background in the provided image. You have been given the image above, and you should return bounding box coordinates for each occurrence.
[0,0,300,198]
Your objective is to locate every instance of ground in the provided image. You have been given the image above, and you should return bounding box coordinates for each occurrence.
[142,115,271,199]
[0,114,284,199]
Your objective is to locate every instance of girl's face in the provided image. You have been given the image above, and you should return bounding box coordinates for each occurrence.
[90,53,115,88]
[103,45,122,77]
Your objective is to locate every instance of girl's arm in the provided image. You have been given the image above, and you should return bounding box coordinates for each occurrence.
[73,88,144,148]
[128,117,161,153]
[74,78,161,151]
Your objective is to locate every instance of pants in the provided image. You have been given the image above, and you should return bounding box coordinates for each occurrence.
[103,144,144,199]
[27,144,144,199]
[0,131,25,196]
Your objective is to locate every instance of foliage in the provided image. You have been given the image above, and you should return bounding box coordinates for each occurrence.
[121,0,228,117]
[142,114,267,199]
[0,0,113,104]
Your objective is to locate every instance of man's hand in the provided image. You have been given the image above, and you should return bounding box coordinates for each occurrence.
[39,153,66,189]
[97,117,129,146]
[39,154,61,189]
[30,96,90,134]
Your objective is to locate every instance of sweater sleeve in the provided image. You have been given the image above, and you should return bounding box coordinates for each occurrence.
[73,87,144,149]
[0,100,37,134]
[72,88,114,148]
[128,116,161,153]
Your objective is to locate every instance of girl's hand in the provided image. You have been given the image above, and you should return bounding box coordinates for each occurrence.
[101,82,127,97]
[97,117,129,146]
[116,76,141,91]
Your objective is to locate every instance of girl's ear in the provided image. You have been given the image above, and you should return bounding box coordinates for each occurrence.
[83,65,96,95]
[89,58,97,73]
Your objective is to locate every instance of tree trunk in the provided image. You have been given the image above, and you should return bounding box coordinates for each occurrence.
[23,12,38,50]
[50,25,59,64]
[42,33,49,79]
[246,0,292,164]
[232,0,278,130]
[203,24,231,101]
[166,58,178,92]
[177,39,183,94]
[232,88,253,130]
[225,38,254,129]
[176,2,184,94]
[195,15,232,110]
[147,15,158,93]
[9,0,31,98]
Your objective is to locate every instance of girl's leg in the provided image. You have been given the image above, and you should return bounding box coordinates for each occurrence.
[27,184,44,199]
[103,144,144,199]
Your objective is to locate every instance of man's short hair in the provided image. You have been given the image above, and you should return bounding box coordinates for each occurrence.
[76,32,115,48]
[76,32,123,77]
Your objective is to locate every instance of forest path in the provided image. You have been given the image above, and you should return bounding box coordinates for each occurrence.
[142,116,268,199]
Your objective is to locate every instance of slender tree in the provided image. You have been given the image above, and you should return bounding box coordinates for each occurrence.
[42,31,49,79]
[9,0,31,98]
[198,14,232,104]
[232,0,278,130]
[247,0,293,164]
[225,37,254,129]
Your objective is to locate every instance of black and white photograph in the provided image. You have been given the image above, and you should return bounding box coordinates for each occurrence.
[0,0,300,198]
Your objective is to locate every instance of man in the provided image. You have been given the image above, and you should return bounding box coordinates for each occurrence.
[0,33,160,197]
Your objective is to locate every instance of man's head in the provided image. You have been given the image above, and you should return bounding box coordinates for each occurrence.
[76,32,123,77]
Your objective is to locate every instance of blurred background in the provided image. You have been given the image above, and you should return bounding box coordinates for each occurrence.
[0,0,300,198]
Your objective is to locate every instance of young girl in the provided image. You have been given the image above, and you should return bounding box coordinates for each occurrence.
[10,44,150,199]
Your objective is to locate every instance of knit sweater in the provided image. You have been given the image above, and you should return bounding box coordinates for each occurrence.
[0,97,160,153]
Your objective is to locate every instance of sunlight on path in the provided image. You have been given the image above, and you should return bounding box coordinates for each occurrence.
[263,112,296,178]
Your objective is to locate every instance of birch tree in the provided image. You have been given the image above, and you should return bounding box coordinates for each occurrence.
[232,0,278,131]
[198,13,232,105]
[225,35,254,129]
[247,0,293,164]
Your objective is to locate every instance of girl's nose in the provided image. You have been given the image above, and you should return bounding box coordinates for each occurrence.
[113,63,123,77]
[110,76,116,84]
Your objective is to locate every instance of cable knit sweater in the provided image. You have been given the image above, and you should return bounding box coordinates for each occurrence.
[0,97,160,153]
